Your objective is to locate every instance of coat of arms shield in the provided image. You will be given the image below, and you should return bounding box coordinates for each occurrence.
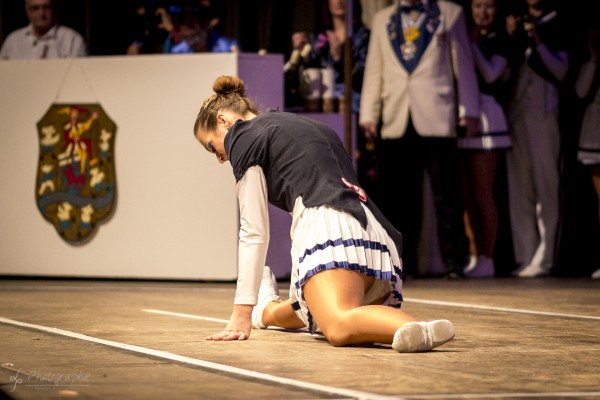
[35,104,117,243]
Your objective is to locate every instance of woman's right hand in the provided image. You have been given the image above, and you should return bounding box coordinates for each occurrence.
[360,122,378,143]
[505,15,518,37]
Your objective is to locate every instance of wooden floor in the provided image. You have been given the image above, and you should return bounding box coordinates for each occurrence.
[0,277,599,400]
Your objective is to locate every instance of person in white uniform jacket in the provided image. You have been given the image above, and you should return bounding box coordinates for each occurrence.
[359,0,480,279]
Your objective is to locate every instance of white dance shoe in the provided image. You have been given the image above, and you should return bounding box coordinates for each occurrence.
[392,320,455,353]
[251,266,281,329]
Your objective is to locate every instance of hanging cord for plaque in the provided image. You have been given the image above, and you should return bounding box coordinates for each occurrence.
[53,58,99,103]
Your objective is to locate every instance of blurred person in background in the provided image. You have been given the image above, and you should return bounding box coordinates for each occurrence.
[504,0,568,278]
[0,0,86,60]
[284,0,376,196]
[126,0,238,55]
[459,0,512,278]
[359,0,480,279]
[574,26,600,279]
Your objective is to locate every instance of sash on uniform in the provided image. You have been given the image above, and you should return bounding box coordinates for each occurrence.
[387,1,441,74]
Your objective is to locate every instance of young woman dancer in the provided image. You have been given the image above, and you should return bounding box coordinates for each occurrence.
[193,75,455,352]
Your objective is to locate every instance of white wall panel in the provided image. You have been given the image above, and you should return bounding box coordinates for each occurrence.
[0,53,284,280]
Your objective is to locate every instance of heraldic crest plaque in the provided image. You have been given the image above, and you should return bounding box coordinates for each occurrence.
[35,104,117,243]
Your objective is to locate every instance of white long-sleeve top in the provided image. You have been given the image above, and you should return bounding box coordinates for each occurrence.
[233,165,270,305]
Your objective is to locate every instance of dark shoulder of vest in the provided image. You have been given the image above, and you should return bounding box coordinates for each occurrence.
[478,28,510,60]
[526,10,566,86]
[535,10,566,53]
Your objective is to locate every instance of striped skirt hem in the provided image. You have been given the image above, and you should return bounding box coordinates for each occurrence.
[288,199,403,333]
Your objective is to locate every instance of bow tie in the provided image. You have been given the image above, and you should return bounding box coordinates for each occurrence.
[401,3,425,14]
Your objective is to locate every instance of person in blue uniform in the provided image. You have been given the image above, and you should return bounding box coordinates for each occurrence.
[192,75,455,352]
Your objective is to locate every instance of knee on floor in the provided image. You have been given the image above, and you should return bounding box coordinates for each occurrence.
[320,313,355,347]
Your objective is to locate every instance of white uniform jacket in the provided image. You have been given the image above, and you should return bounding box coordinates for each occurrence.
[359,0,479,139]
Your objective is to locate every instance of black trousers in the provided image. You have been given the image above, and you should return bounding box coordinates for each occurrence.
[375,119,468,276]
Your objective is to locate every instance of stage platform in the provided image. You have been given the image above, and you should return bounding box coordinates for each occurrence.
[0,277,599,399]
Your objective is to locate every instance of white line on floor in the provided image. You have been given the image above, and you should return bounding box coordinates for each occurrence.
[0,316,397,400]
[142,309,317,336]
[143,309,229,324]
[403,392,600,399]
[404,298,600,321]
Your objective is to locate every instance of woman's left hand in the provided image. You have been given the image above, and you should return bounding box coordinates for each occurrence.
[206,304,253,341]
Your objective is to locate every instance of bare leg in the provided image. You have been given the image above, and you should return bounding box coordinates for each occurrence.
[302,268,417,346]
[459,154,478,257]
[460,151,499,257]
[262,300,305,329]
[469,151,499,257]
[590,167,600,279]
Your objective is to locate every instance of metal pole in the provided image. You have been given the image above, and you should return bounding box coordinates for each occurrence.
[0,0,5,46]
[343,0,353,155]
[85,0,91,52]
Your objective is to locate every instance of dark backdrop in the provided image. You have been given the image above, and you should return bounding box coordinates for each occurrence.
[1,0,599,277]
[1,1,598,59]
[0,0,324,56]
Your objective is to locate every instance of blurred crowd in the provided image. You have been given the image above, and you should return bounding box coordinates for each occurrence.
[124,0,239,55]
[1,0,599,279]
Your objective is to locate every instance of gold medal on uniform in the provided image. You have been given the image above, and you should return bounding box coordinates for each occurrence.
[401,26,420,60]
[403,26,420,42]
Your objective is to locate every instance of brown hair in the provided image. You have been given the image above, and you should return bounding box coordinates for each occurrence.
[193,76,258,137]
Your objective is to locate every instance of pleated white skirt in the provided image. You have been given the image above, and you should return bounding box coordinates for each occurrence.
[288,197,403,333]
[458,94,512,151]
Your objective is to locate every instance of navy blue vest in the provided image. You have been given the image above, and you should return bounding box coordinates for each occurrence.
[225,111,402,254]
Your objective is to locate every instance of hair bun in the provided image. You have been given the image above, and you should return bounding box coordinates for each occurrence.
[213,76,246,96]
